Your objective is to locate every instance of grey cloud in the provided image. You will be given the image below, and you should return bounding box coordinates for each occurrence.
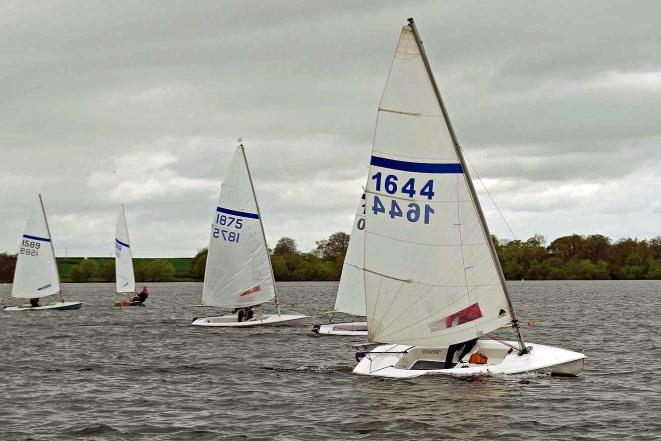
[1,0,660,256]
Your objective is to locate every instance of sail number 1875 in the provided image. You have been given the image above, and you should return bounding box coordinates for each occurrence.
[213,214,242,243]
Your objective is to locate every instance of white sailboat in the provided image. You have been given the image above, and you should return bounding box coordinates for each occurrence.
[353,19,585,378]
[312,194,368,336]
[113,204,140,307]
[191,144,308,327]
[4,194,82,311]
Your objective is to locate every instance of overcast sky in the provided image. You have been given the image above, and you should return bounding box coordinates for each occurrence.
[1,0,659,257]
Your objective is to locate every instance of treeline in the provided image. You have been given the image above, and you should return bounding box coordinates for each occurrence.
[494,234,661,280]
[63,258,177,283]
[2,233,661,283]
[0,255,180,283]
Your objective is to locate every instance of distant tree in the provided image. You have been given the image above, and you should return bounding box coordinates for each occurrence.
[191,248,208,280]
[69,264,88,282]
[580,235,611,261]
[647,258,661,279]
[273,237,299,256]
[138,260,175,282]
[649,237,661,259]
[315,232,350,262]
[68,259,98,282]
[547,235,584,261]
[271,255,290,281]
[80,259,98,279]
[100,260,115,282]
[0,253,17,283]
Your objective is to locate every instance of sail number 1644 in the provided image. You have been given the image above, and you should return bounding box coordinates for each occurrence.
[371,173,435,224]
[372,196,434,224]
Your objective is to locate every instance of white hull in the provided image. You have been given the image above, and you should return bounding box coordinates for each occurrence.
[191,313,308,327]
[312,321,368,336]
[353,340,586,378]
[4,301,83,312]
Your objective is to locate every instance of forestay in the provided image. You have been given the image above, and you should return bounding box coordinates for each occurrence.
[334,194,366,316]
[363,25,512,347]
[11,195,61,299]
[115,204,136,294]
[201,145,275,308]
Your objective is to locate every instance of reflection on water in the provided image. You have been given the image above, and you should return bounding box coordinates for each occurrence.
[1,281,659,440]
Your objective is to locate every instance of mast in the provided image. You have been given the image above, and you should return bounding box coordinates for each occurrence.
[238,144,281,315]
[406,18,527,354]
[39,194,64,303]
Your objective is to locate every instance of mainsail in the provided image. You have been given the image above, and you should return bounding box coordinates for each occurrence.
[334,194,366,316]
[201,145,276,308]
[115,204,136,294]
[11,194,61,299]
[363,21,517,348]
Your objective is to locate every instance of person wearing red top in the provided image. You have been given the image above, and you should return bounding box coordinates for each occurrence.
[131,286,149,305]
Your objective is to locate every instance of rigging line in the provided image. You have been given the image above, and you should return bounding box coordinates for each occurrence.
[373,282,433,337]
[462,152,517,241]
[371,275,408,337]
[369,277,384,333]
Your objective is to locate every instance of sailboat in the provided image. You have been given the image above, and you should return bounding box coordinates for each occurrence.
[191,144,308,327]
[312,194,368,336]
[113,204,140,307]
[353,19,586,378]
[4,194,82,311]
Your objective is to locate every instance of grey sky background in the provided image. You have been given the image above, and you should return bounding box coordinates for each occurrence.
[1,0,659,257]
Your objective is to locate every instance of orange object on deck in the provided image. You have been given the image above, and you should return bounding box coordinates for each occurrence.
[469,352,488,364]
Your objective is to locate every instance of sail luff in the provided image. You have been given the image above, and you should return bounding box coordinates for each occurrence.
[238,144,280,315]
[406,18,526,352]
[39,193,62,301]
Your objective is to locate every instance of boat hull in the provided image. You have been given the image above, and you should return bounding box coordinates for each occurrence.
[4,301,83,311]
[191,313,308,327]
[312,321,368,336]
[353,340,586,378]
[113,300,145,307]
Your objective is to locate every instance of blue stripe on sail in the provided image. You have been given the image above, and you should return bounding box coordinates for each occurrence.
[370,156,463,173]
[23,234,51,242]
[216,206,259,219]
[116,239,130,248]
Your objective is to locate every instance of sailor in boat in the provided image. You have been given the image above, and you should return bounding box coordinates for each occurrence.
[30,298,40,308]
[443,304,481,368]
[237,306,254,322]
[131,286,149,305]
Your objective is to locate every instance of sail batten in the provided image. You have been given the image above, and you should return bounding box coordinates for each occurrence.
[11,195,61,299]
[363,22,513,347]
[201,145,275,309]
[115,205,136,294]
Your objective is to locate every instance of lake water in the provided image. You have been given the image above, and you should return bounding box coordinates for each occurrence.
[1,281,659,440]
